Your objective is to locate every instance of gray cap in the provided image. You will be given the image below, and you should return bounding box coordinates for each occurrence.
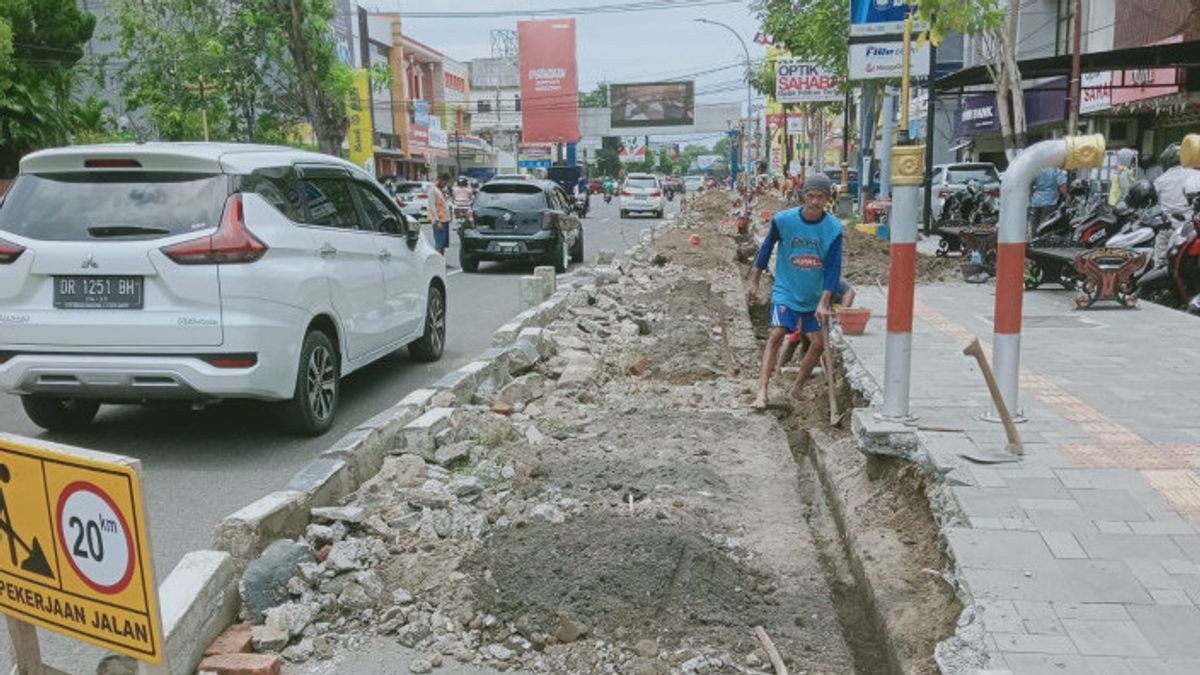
[802,172,833,199]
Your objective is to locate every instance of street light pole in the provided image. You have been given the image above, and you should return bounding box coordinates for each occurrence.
[695,18,752,184]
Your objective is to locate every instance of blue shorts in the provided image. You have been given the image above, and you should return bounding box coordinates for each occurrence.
[771,302,820,337]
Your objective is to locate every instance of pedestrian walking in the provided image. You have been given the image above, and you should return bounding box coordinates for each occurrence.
[746,172,844,409]
[430,173,451,256]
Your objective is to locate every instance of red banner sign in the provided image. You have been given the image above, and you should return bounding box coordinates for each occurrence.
[518,18,580,143]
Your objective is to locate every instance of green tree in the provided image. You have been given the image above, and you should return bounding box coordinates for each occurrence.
[114,0,295,142]
[638,147,656,173]
[753,0,848,78]
[656,148,674,175]
[596,136,621,177]
[579,82,609,108]
[272,0,354,156]
[0,0,96,175]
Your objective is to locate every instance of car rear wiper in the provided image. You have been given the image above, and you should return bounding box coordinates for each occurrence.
[87,225,173,237]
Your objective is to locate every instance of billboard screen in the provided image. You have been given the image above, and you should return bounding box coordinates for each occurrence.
[850,0,925,37]
[610,82,695,128]
[517,19,580,142]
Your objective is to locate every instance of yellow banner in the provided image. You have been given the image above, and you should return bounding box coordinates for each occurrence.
[346,69,374,173]
[0,437,161,662]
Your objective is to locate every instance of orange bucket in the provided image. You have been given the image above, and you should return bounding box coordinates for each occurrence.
[836,308,872,335]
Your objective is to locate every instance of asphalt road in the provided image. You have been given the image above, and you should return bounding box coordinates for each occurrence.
[0,196,675,673]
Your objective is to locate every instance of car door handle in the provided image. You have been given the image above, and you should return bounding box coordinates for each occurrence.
[319,244,337,259]
[378,249,392,261]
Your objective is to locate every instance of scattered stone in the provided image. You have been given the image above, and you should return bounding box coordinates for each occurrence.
[681,655,710,673]
[531,503,565,524]
[633,639,659,658]
[338,581,376,610]
[392,454,429,488]
[312,636,334,660]
[431,391,457,408]
[486,644,515,661]
[397,621,431,648]
[315,544,331,563]
[449,475,485,500]
[282,637,314,663]
[434,442,471,468]
[554,614,588,643]
[240,540,315,623]
[251,623,289,652]
[403,489,453,511]
[264,601,318,638]
[325,538,371,571]
[490,400,514,415]
[631,657,668,675]
[525,426,547,445]
[310,505,366,525]
[429,653,444,667]
[392,588,415,605]
[304,523,346,548]
[408,657,433,673]
[286,575,308,596]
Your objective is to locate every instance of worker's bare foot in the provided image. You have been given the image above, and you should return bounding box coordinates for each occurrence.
[750,392,769,410]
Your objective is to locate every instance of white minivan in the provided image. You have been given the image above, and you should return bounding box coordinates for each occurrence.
[619,173,665,219]
[0,143,447,435]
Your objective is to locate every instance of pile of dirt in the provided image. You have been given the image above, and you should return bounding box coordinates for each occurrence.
[842,226,961,287]
[463,514,774,638]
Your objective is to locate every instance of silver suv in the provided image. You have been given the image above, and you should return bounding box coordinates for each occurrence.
[0,143,447,435]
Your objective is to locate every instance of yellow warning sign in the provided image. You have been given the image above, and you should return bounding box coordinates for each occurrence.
[0,435,161,662]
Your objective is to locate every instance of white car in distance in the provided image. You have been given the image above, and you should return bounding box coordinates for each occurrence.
[0,143,447,435]
[619,173,665,219]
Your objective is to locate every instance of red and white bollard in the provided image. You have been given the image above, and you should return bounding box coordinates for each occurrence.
[882,146,924,420]
[990,134,1105,418]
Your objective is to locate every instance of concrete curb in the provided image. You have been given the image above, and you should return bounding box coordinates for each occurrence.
[150,265,622,674]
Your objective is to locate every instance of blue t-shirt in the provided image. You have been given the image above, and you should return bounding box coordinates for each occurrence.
[754,208,843,313]
[1031,167,1066,207]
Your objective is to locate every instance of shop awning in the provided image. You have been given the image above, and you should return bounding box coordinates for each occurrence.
[933,39,1200,91]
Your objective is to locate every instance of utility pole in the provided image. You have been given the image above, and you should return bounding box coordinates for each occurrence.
[1067,0,1083,134]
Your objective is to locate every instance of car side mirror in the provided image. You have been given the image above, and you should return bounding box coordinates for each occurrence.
[380,214,402,235]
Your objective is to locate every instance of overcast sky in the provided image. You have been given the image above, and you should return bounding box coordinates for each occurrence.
[380,0,767,145]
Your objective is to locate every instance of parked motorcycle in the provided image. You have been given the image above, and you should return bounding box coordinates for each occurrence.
[940,179,999,227]
[1134,178,1200,311]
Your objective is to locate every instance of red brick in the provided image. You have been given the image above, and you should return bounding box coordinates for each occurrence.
[316,543,331,562]
[198,652,281,675]
[490,400,514,415]
[204,623,253,656]
[627,356,649,377]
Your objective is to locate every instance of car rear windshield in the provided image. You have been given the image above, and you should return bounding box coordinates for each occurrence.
[477,184,546,211]
[395,183,426,194]
[947,166,999,184]
[0,172,229,241]
[626,178,657,189]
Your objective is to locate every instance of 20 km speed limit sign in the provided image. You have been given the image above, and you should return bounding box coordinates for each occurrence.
[56,482,136,595]
[0,434,162,664]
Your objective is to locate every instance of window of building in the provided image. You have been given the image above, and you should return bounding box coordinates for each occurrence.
[478,99,492,113]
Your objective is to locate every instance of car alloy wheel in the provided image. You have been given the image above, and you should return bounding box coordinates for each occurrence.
[305,342,337,423]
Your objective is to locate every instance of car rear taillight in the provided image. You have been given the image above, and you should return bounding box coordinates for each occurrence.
[0,237,25,264]
[160,194,267,265]
[621,190,633,197]
[649,190,661,197]
[416,194,427,200]
[203,353,258,368]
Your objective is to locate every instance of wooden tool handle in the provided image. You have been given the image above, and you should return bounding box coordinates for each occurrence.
[963,338,1023,455]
